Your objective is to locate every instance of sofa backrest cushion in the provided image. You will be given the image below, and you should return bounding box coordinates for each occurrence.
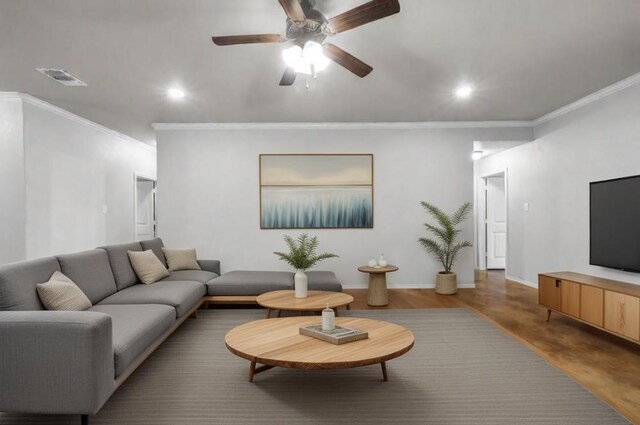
[97,242,143,290]
[0,257,61,311]
[57,250,118,304]
[139,238,167,266]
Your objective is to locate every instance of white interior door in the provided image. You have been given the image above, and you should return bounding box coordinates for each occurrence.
[135,179,155,241]
[486,175,506,269]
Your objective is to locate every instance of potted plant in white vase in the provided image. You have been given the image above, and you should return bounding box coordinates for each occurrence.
[274,234,339,298]
[418,202,473,295]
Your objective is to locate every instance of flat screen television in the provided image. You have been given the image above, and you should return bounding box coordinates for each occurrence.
[590,174,640,273]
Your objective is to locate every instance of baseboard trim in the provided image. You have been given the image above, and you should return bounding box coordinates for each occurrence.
[342,283,476,290]
[505,274,537,288]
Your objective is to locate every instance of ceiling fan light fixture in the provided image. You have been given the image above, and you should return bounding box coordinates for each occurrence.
[282,45,303,68]
[282,41,330,75]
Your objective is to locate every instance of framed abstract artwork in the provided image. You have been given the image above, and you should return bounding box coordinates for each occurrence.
[259,154,374,229]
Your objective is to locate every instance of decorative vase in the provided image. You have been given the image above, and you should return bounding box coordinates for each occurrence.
[294,269,308,298]
[435,272,457,295]
[368,258,378,268]
[378,253,388,268]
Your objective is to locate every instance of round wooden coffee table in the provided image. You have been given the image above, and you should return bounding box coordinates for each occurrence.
[256,290,354,318]
[225,316,414,382]
[357,265,399,306]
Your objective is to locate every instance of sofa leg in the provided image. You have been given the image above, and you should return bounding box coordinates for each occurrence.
[190,309,198,319]
[81,414,89,425]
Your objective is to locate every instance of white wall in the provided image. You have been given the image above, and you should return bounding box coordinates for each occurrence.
[0,96,26,263]
[156,125,531,288]
[21,98,157,258]
[0,94,157,264]
[475,82,640,286]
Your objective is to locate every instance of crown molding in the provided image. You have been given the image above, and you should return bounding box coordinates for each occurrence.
[0,92,22,100]
[1,92,153,150]
[152,121,533,131]
[533,71,640,126]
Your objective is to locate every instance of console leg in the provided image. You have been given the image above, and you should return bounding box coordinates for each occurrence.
[546,309,552,322]
[81,414,89,425]
[381,362,388,382]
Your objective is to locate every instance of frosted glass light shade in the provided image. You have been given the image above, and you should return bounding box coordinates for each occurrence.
[282,45,303,69]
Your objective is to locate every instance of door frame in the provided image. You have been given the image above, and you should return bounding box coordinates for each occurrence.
[476,169,508,271]
[133,173,157,241]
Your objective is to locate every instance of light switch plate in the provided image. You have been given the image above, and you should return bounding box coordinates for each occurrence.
[523,202,530,212]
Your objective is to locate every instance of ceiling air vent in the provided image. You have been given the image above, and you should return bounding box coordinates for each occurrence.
[36,68,87,86]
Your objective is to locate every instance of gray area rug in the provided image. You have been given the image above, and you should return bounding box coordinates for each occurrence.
[0,308,628,424]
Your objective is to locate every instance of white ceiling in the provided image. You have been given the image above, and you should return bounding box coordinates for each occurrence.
[1,0,640,144]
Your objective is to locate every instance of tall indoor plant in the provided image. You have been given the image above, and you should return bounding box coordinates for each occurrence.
[274,234,339,298]
[418,202,473,295]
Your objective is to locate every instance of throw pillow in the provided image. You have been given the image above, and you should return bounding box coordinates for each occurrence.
[36,271,92,311]
[128,249,170,284]
[162,247,201,271]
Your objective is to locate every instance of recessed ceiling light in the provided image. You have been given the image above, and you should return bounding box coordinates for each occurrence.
[455,85,473,99]
[167,88,185,100]
[472,150,484,160]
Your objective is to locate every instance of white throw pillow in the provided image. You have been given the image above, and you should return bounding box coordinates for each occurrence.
[162,247,201,271]
[128,249,170,284]
[36,271,92,311]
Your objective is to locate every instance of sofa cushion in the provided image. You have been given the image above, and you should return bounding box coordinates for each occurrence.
[36,271,92,311]
[162,270,219,285]
[206,270,293,296]
[97,242,143,290]
[140,238,167,267]
[98,281,205,318]
[162,248,201,271]
[307,271,343,292]
[57,250,118,304]
[127,250,169,285]
[0,257,61,311]
[89,304,174,377]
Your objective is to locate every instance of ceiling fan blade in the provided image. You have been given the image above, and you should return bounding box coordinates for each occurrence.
[278,0,306,23]
[211,34,285,46]
[279,67,297,86]
[323,44,373,78]
[327,0,400,34]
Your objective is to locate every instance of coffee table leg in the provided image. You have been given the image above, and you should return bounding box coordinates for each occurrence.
[277,309,283,318]
[381,362,388,381]
[248,360,275,383]
[249,360,257,382]
[265,308,271,319]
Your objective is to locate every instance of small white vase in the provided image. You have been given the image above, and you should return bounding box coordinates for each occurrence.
[368,258,378,268]
[294,269,308,298]
[378,253,388,268]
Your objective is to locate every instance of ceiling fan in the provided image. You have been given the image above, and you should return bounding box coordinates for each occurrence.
[211,0,400,86]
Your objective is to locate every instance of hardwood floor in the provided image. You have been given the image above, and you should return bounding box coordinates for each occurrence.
[344,271,640,424]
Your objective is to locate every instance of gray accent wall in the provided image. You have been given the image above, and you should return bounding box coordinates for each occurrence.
[475,82,640,286]
[156,125,532,288]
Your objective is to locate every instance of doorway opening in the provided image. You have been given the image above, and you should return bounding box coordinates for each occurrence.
[134,175,156,241]
[478,171,507,271]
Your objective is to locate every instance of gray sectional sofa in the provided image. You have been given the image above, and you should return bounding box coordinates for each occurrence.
[0,238,341,424]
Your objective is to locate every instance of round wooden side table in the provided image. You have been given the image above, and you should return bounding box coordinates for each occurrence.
[256,290,354,318]
[357,265,399,306]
